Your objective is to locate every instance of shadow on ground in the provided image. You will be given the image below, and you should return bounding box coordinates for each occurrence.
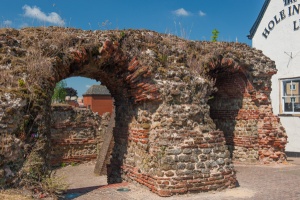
[61,185,104,199]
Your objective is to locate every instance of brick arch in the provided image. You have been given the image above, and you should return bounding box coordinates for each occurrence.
[0,27,286,196]
[53,39,163,184]
[206,54,287,163]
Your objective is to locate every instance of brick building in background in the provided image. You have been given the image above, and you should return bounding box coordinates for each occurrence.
[83,85,114,115]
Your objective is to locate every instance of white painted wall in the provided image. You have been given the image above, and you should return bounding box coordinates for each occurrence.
[252,0,300,152]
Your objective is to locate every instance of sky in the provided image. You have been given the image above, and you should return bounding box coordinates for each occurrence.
[0,0,265,97]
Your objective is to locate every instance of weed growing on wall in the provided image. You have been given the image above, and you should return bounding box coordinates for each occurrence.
[211,29,220,42]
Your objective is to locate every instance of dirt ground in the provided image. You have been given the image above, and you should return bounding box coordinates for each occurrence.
[54,157,300,200]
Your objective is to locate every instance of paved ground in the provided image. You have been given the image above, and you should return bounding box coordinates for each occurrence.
[55,157,300,200]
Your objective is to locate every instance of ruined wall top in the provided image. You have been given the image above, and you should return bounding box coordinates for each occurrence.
[0,27,276,81]
[0,27,276,107]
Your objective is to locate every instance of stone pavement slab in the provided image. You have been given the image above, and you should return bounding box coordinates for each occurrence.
[57,158,300,200]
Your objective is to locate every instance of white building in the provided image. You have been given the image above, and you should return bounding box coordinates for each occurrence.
[248,0,300,155]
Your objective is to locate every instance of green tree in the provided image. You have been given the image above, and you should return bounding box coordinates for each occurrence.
[211,29,220,42]
[65,87,78,97]
[52,80,67,103]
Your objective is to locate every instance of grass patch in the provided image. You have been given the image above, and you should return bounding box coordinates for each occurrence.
[41,174,69,195]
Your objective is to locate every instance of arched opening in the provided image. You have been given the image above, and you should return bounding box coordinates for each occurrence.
[49,77,115,169]
[49,76,116,195]
[208,70,259,162]
[205,54,287,164]
[51,62,135,184]
[41,31,163,185]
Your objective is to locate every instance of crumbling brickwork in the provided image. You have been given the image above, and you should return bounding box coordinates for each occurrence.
[0,27,287,196]
[208,64,286,164]
[50,105,110,166]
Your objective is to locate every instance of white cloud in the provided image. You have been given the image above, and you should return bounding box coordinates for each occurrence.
[3,20,12,27]
[199,10,206,17]
[86,85,91,88]
[22,5,65,26]
[173,8,190,17]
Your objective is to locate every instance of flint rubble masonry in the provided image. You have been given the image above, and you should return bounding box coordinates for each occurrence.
[50,105,113,168]
[0,27,287,196]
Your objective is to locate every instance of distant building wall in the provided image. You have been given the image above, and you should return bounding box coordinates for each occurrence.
[83,95,113,115]
[83,95,92,109]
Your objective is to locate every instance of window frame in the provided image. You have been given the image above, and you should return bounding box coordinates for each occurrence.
[280,77,300,114]
[290,83,296,91]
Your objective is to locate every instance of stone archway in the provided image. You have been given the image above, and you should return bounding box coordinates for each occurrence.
[206,54,287,164]
[208,71,246,159]
[0,27,287,196]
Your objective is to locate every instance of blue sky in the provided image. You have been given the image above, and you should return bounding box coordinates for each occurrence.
[1,0,265,96]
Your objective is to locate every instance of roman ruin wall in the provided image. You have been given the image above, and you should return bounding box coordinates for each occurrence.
[0,27,287,196]
[50,105,113,167]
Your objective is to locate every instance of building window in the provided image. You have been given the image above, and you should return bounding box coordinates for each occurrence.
[290,84,296,90]
[281,78,300,113]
